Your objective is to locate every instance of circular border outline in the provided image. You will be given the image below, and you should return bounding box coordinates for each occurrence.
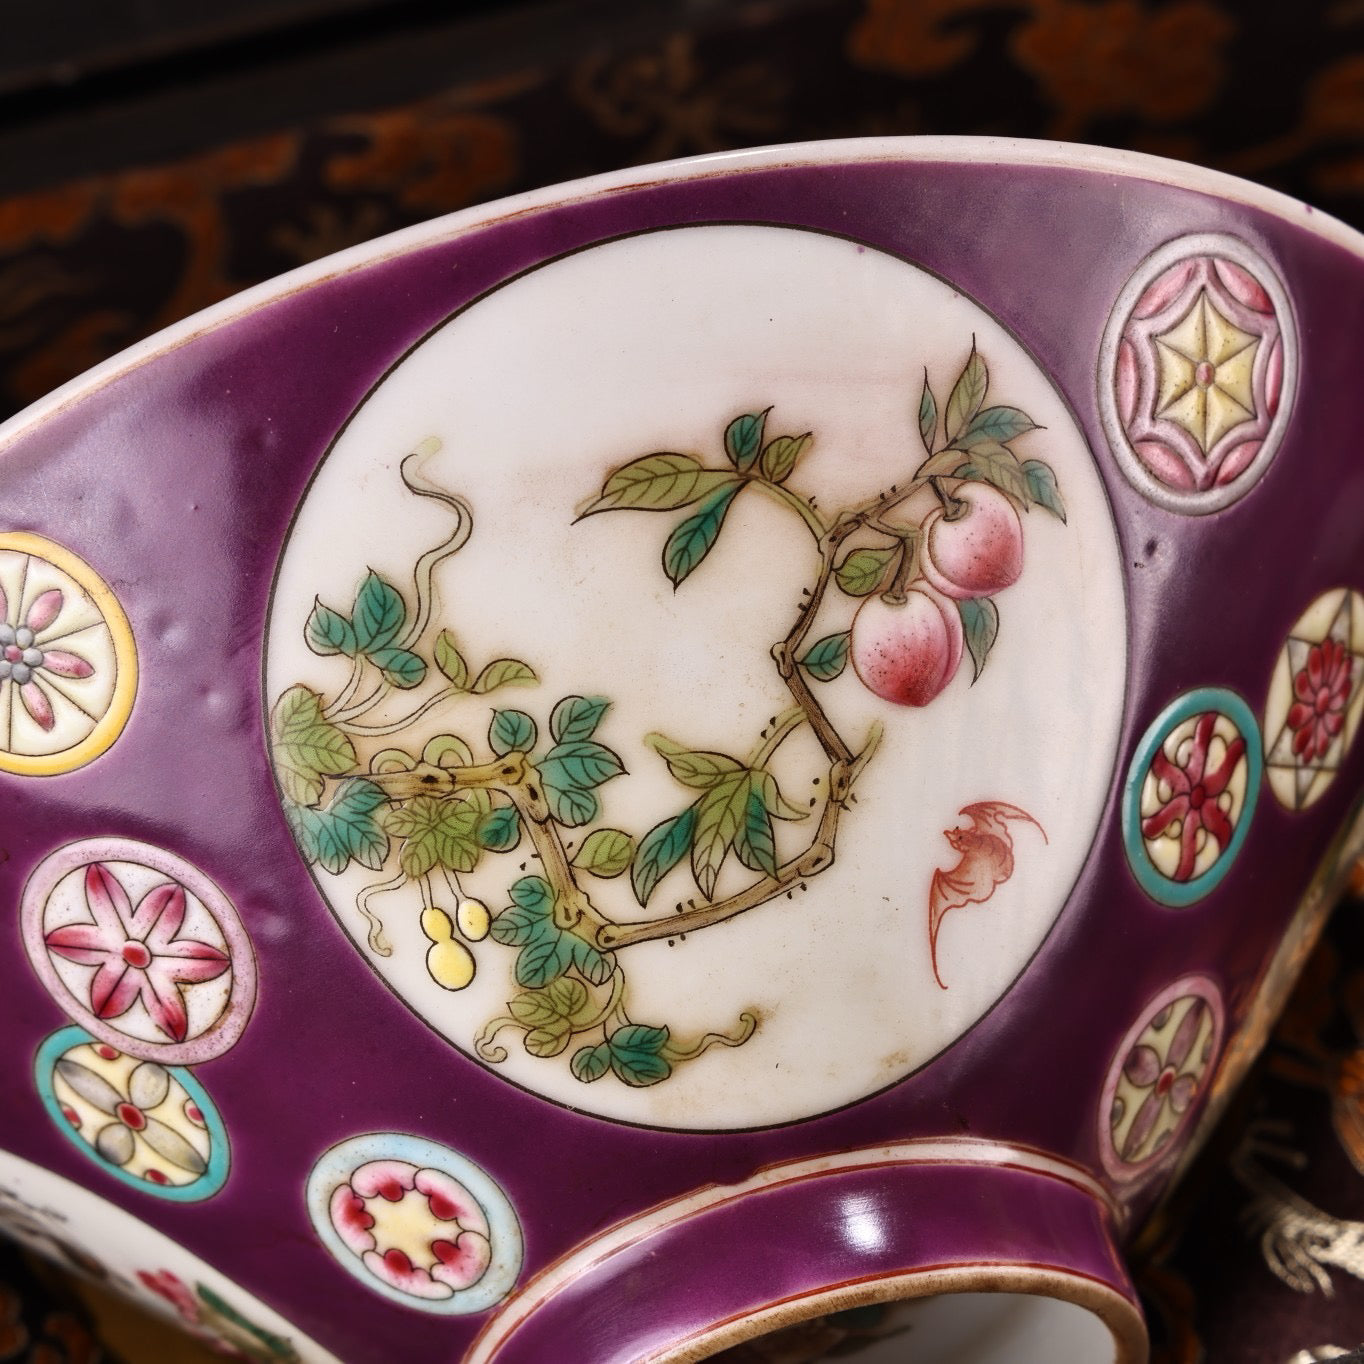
[20,837,259,1065]
[0,531,138,776]
[1096,231,1299,515]
[34,1024,230,1203]
[1097,972,1226,1183]
[305,1131,524,1316]
[1122,685,1263,906]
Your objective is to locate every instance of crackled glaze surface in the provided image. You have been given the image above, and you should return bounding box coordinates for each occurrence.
[2,141,1364,1363]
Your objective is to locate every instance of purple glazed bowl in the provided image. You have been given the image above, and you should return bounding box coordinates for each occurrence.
[2,137,1363,1364]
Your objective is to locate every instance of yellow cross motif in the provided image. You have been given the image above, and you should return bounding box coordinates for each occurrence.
[1154,290,1260,453]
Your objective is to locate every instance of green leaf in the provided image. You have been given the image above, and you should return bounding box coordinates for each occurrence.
[631,806,698,906]
[489,903,553,947]
[545,784,599,828]
[573,828,635,878]
[662,482,743,588]
[569,935,616,986]
[525,1020,573,1057]
[835,547,897,598]
[473,659,538,694]
[510,990,564,1029]
[918,372,938,453]
[647,735,743,790]
[691,772,748,900]
[381,794,480,876]
[953,440,1030,505]
[306,600,357,657]
[581,453,741,515]
[1022,459,1067,522]
[756,769,808,821]
[489,709,537,756]
[550,695,609,744]
[759,432,811,484]
[510,875,554,913]
[571,1043,612,1083]
[423,733,474,768]
[477,805,521,852]
[283,800,321,864]
[958,405,1039,447]
[351,571,406,653]
[547,975,591,1021]
[944,343,988,442]
[724,409,769,472]
[799,631,850,682]
[271,686,357,806]
[733,780,777,877]
[609,1024,673,1087]
[369,646,426,690]
[915,446,975,481]
[540,740,625,792]
[516,932,573,988]
[434,630,470,690]
[958,596,1000,683]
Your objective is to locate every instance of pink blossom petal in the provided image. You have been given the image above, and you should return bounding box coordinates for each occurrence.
[139,967,189,1042]
[1116,339,1139,425]
[362,1249,448,1300]
[352,1159,418,1202]
[154,942,230,982]
[330,1186,377,1254]
[45,922,119,964]
[1166,1000,1207,1070]
[89,960,140,1020]
[1265,337,1282,416]
[1169,1074,1198,1113]
[24,589,64,634]
[1213,440,1259,485]
[1213,259,1272,313]
[85,864,135,936]
[1135,439,1197,491]
[1123,1044,1161,1087]
[431,1231,491,1291]
[1134,261,1196,318]
[19,681,55,731]
[40,650,93,679]
[415,1168,486,1233]
[1121,1091,1165,1162]
[130,882,185,946]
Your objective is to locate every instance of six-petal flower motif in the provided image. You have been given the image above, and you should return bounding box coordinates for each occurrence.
[44,865,229,1044]
[0,584,94,732]
[1287,637,1351,762]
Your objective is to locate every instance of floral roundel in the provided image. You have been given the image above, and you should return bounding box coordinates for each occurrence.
[34,1026,229,1201]
[1099,233,1296,513]
[1122,688,1262,906]
[1264,588,1364,811]
[0,532,137,775]
[305,1133,522,1315]
[21,839,257,1065]
[1100,975,1224,1181]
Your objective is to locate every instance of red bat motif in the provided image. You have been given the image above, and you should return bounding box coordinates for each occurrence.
[928,801,1046,989]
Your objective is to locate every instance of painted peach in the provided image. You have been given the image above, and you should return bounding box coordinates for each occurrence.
[850,585,964,707]
[921,483,1024,600]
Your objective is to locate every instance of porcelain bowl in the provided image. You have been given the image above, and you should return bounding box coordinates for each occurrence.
[1,137,1363,1364]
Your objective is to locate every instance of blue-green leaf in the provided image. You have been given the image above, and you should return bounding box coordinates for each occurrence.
[351,572,405,652]
[490,903,553,947]
[306,600,357,657]
[609,1024,672,1087]
[662,483,743,588]
[959,405,1039,448]
[545,784,599,828]
[489,709,537,756]
[631,806,698,906]
[369,646,426,690]
[308,778,389,874]
[724,409,769,472]
[569,935,616,986]
[571,1043,612,1083]
[540,740,625,792]
[733,781,777,877]
[477,805,521,852]
[958,597,1000,683]
[918,372,937,453]
[549,695,610,744]
[1022,459,1067,522]
[799,631,850,682]
[516,932,573,989]
[510,875,554,914]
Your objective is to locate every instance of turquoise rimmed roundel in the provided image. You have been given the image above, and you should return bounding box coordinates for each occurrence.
[34,1026,229,1202]
[1122,687,1262,907]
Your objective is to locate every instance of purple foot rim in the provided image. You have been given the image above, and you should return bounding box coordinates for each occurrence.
[468,1139,1148,1364]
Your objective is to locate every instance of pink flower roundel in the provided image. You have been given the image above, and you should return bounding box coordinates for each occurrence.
[307,1134,523,1315]
[21,839,258,1065]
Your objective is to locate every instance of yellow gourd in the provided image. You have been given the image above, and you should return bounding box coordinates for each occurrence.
[421,907,476,990]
